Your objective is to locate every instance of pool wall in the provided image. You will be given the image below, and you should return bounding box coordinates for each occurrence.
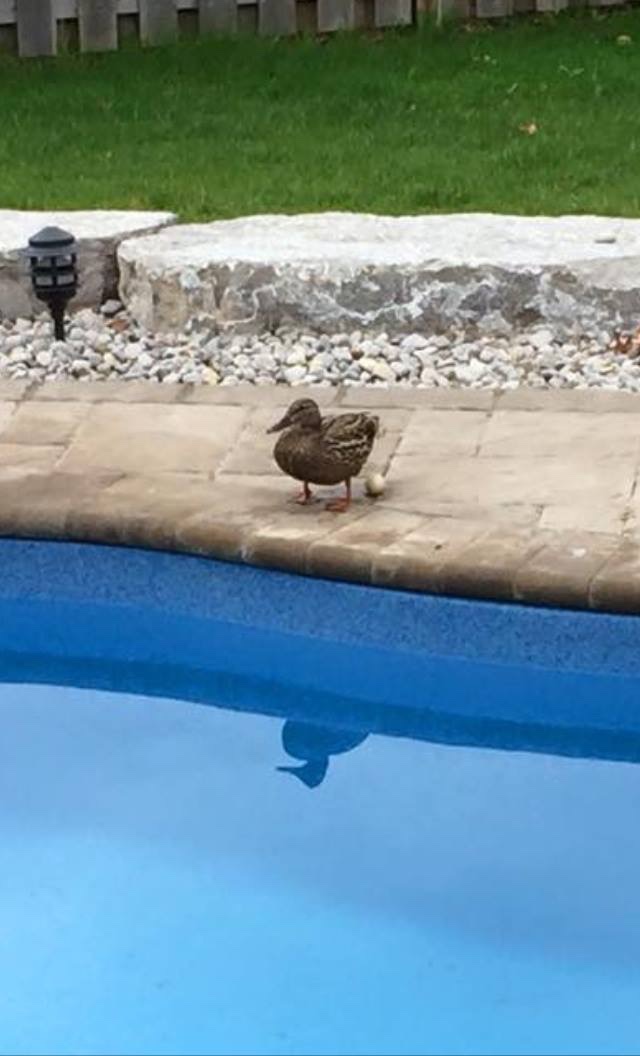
[1,539,640,763]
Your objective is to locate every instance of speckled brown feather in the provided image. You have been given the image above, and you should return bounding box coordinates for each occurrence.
[273,411,379,486]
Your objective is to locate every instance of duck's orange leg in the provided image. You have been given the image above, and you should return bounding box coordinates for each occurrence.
[325,479,351,513]
[293,482,314,505]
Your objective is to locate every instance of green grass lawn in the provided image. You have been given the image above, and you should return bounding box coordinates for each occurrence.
[2,10,640,219]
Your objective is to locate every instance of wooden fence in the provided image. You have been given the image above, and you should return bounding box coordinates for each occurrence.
[0,0,626,58]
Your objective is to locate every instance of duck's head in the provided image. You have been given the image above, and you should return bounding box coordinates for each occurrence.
[267,398,322,434]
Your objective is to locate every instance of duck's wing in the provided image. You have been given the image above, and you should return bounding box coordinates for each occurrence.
[321,412,379,460]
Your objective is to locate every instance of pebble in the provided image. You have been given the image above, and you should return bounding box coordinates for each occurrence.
[202,367,219,385]
[253,351,277,373]
[286,347,307,367]
[455,361,486,385]
[9,348,31,365]
[309,352,333,373]
[360,357,396,383]
[0,309,639,392]
[400,334,429,353]
[284,365,307,385]
[100,299,123,317]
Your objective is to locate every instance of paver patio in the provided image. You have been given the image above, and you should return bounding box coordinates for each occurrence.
[0,379,639,614]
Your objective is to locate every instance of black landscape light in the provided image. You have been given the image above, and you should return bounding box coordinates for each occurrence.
[27,226,78,341]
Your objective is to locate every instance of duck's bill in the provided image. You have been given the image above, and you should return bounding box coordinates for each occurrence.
[266,414,290,434]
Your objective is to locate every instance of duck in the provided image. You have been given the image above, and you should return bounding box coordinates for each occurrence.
[266,398,379,512]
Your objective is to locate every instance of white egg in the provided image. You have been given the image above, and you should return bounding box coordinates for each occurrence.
[365,472,386,498]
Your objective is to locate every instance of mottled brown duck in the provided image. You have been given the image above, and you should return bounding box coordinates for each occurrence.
[267,398,379,512]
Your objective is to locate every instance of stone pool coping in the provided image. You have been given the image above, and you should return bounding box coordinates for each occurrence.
[1,378,640,615]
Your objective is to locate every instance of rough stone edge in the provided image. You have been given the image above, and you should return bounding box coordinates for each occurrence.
[1,380,639,615]
[91,215,178,304]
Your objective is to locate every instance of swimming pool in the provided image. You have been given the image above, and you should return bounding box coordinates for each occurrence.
[1,540,640,1056]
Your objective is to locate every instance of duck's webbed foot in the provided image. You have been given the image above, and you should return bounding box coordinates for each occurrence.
[325,498,349,512]
[325,479,351,513]
[292,482,314,505]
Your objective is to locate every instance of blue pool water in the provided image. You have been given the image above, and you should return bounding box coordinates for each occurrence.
[1,541,640,1056]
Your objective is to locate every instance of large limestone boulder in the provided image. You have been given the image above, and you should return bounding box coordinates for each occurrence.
[118,212,640,336]
[0,210,176,320]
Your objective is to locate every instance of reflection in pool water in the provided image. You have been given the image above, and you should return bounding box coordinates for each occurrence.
[0,678,639,1056]
[278,720,370,787]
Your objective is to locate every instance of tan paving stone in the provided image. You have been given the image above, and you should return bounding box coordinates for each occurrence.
[245,509,367,574]
[33,381,187,403]
[387,454,634,511]
[480,411,640,460]
[65,473,217,550]
[209,471,293,512]
[373,517,491,592]
[101,473,215,508]
[436,527,548,601]
[0,381,31,401]
[590,543,640,612]
[394,410,488,458]
[340,387,496,411]
[513,531,620,608]
[175,474,296,560]
[0,444,63,472]
[0,403,15,432]
[539,502,628,535]
[218,406,303,477]
[0,471,119,538]
[0,402,92,445]
[383,497,540,526]
[59,403,248,475]
[183,384,338,406]
[307,509,424,584]
[174,514,248,562]
[621,482,640,523]
[496,388,640,413]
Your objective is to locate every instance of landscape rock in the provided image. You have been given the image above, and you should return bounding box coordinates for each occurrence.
[118,212,640,336]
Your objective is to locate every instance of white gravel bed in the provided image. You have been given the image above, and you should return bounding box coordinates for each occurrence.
[1,303,640,391]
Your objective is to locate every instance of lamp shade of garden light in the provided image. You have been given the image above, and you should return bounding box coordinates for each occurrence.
[27,227,78,341]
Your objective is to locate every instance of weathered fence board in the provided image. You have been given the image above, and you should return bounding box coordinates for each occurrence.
[2,0,634,57]
[439,0,471,17]
[475,0,513,15]
[16,0,56,55]
[0,0,14,25]
[258,0,296,34]
[78,0,118,50]
[139,0,178,41]
[317,0,355,30]
[199,0,237,31]
[374,0,411,26]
